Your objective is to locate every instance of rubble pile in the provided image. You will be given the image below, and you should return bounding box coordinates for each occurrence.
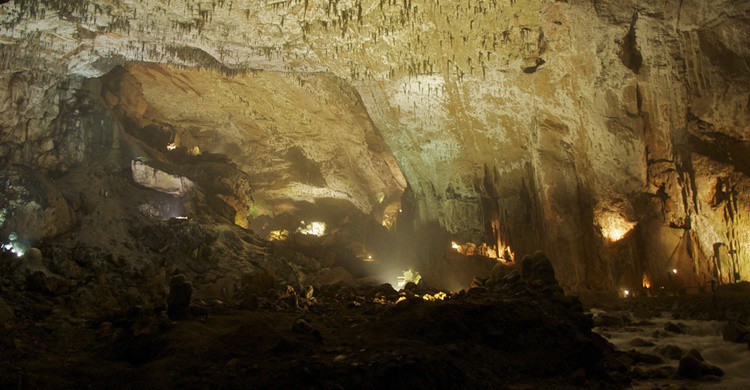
[0,247,633,388]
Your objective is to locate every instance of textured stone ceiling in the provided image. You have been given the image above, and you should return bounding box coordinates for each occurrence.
[101,62,406,218]
[1,0,750,290]
[1,0,546,78]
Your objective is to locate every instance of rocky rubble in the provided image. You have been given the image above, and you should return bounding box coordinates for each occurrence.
[0,249,634,388]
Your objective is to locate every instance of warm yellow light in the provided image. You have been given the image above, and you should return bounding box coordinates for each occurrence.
[498,245,516,263]
[672,269,677,274]
[397,269,421,289]
[422,292,447,301]
[623,289,630,297]
[298,221,326,236]
[166,143,177,150]
[451,241,460,250]
[598,212,636,241]
[642,274,651,289]
[268,229,289,241]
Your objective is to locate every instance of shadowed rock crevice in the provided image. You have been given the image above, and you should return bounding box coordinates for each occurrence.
[620,12,643,74]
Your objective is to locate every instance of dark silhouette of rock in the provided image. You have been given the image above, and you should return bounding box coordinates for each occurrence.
[655,344,683,360]
[593,313,630,329]
[167,274,193,320]
[629,337,655,347]
[520,251,564,296]
[723,318,750,343]
[628,350,663,365]
[677,354,702,379]
[677,349,724,379]
[664,322,687,334]
[292,318,322,341]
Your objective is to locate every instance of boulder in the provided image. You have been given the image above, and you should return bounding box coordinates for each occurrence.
[292,318,322,341]
[677,349,724,379]
[593,313,630,329]
[664,322,687,334]
[628,350,663,365]
[629,338,655,347]
[722,319,750,344]
[521,251,558,286]
[655,344,684,360]
[490,263,511,283]
[167,274,193,320]
[501,270,521,284]
[677,354,703,379]
[19,247,46,275]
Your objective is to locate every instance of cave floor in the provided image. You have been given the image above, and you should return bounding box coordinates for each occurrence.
[0,285,631,389]
[3,280,750,388]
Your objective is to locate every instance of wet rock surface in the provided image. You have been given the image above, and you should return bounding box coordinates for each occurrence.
[677,349,724,380]
[587,291,750,388]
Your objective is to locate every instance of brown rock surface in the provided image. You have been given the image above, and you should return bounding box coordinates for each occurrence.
[0,0,748,290]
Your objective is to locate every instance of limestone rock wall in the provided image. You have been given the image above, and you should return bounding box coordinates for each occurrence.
[100,63,406,219]
[1,0,748,290]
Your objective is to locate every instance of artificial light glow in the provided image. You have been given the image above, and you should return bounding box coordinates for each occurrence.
[422,292,447,301]
[498,245,516,263]
[175,216,188,220]
[397,269,421,289]
[450,241,514,262]
[598,212,636,241]
[3,243,24,257]
[298,221,326,236]
[623,289,630,297]
[268,229,289,241]
[362,255,376,263]
[672,269,677,274]
[166,143,177,150]
[642,274,651,289]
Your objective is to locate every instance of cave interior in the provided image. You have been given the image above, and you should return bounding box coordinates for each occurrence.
[1,0,749,388]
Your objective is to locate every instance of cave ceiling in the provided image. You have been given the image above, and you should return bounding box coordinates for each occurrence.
[1,0,750,290]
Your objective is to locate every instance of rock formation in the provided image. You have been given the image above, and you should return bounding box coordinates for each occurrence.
[0,0,748,291]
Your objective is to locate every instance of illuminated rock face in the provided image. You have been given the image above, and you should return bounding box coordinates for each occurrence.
[131,159,195,197]
[1,0,749,290]
[101,63,406,218]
